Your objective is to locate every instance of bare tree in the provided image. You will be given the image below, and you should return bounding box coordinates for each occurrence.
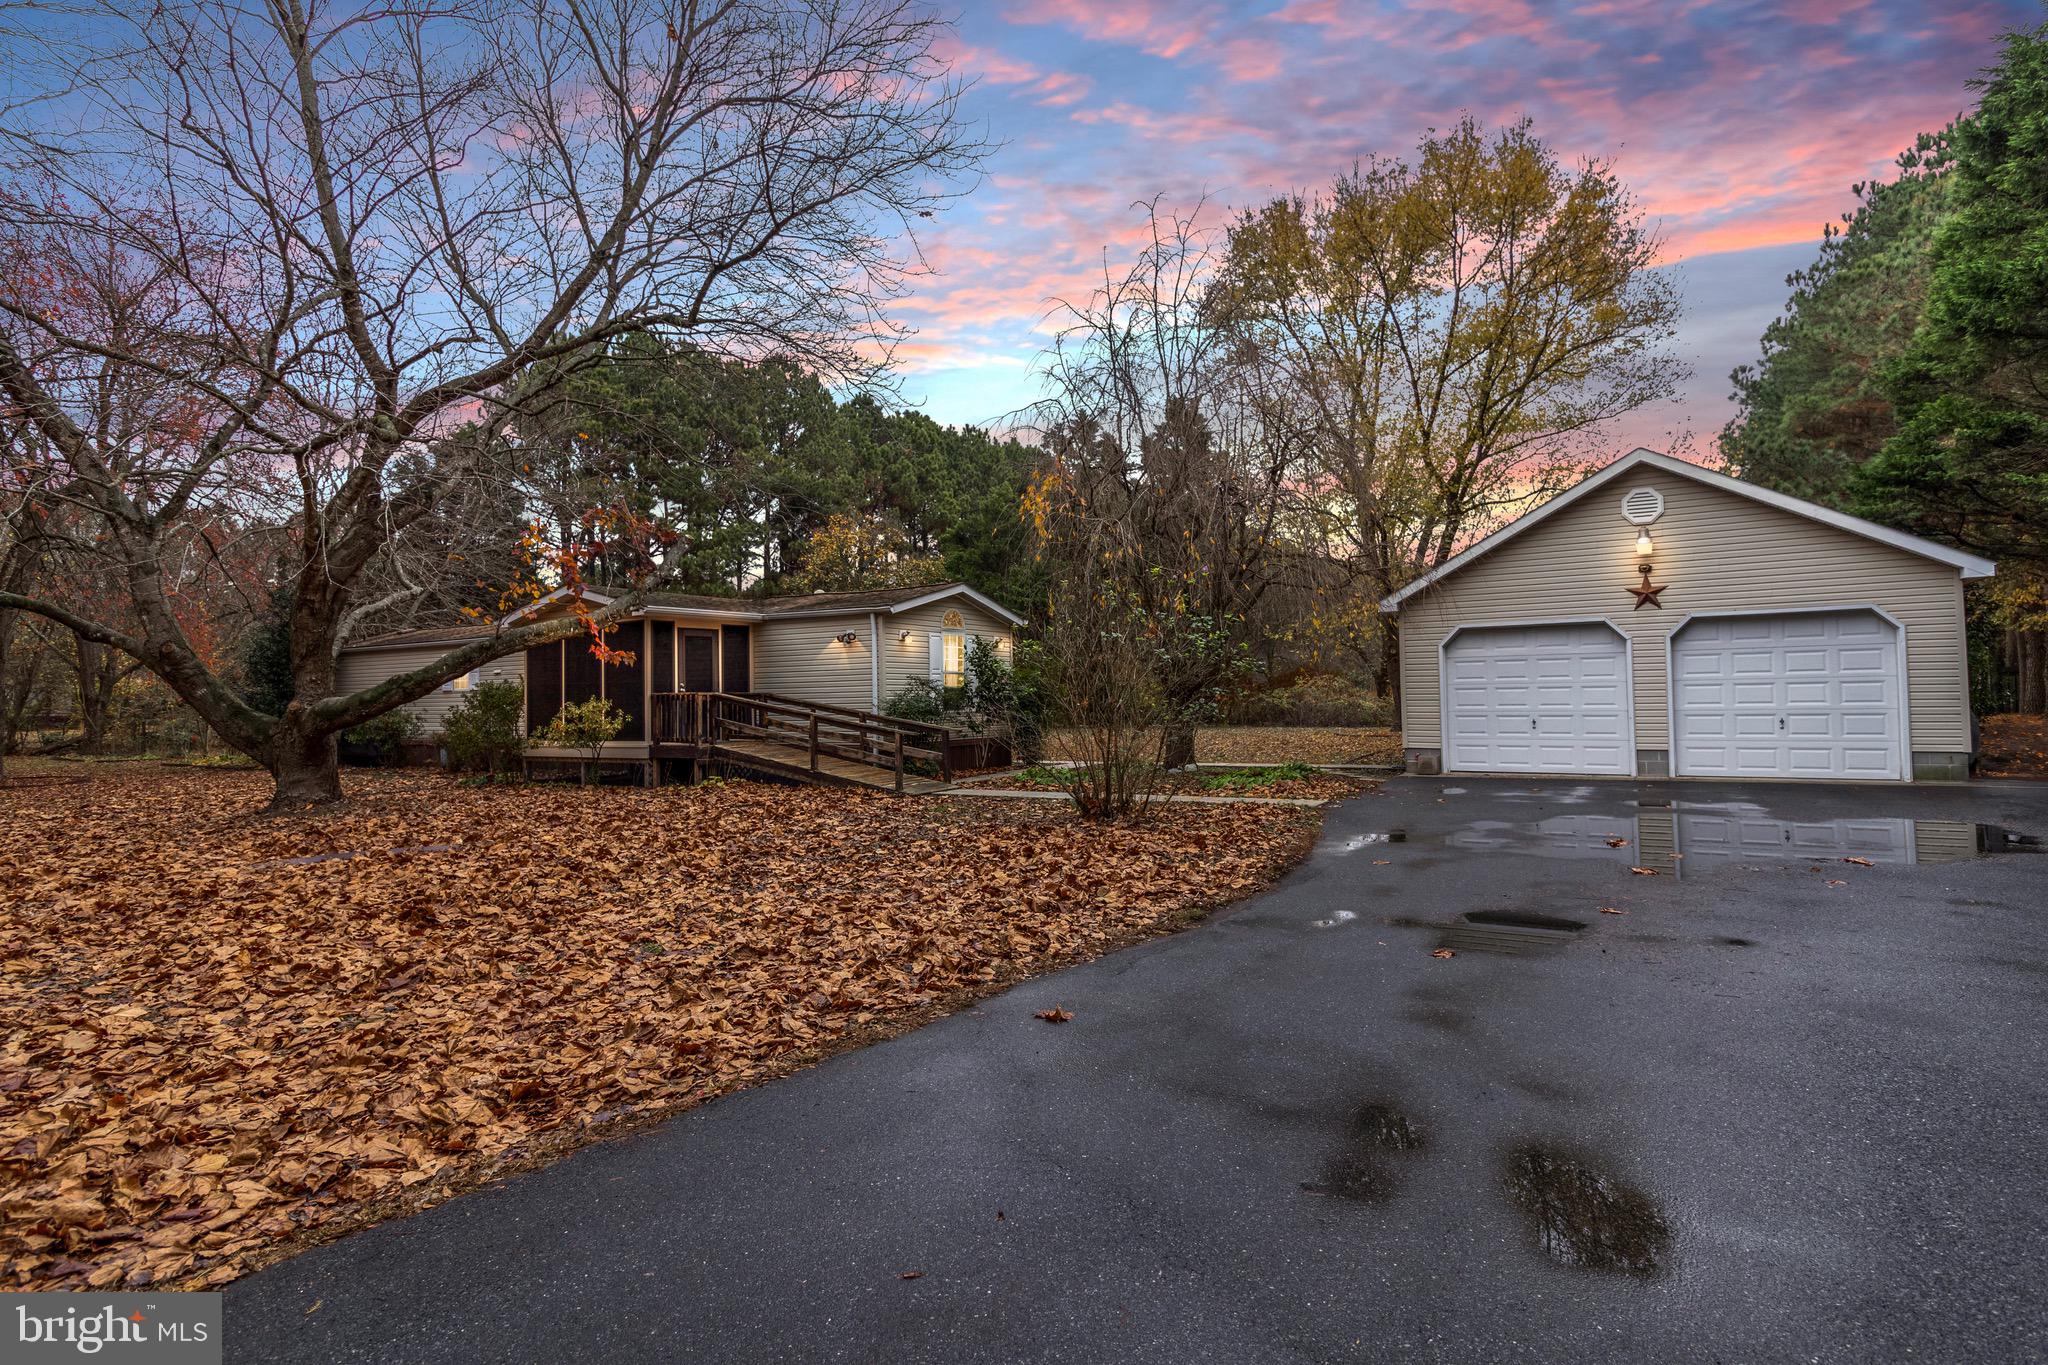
[1029,200,1310,769]
[0,0,982,809]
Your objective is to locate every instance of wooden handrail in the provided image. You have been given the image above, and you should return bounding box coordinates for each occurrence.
[652,692,955,785]
[739,690,953,740]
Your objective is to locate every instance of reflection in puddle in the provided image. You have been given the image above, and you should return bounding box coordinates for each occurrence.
[1435,811,2030,878]
[1302,1101,1428,1203]
[1502,1143,1671,1277]
[1443,910,1589,955]
[1309,909,1357,929]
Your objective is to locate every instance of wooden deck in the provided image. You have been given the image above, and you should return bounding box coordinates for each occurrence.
[649,691,955,793]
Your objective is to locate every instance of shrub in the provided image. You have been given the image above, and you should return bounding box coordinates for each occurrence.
[882,678,947,724]
[340,708,420,765]
[1228,673,1391,727]
[443,680,525,774]
[529,697,624,785]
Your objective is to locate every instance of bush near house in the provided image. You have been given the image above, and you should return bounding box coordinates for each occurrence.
[339,709,420,766]
[529,698,625,785]
[443,681,526,775]
[883,636,1046,761]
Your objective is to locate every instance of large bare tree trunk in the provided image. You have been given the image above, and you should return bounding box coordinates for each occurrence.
[266,705,344,812]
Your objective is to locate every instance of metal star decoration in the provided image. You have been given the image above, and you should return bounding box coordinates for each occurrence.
[1627,565,1667,610]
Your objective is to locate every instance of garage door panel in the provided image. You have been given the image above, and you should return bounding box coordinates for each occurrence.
[1444,624,1631,775]
[1673,610,1902,780]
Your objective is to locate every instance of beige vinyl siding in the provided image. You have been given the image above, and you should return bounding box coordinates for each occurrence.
[1397,464,1972,754]
[333,644,525,735]
[880,599,1016,704]
[753,613,876,712]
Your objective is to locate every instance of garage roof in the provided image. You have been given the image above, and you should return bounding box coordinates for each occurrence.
[1378,449,1996,613]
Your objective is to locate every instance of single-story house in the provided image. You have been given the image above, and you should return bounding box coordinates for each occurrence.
[1380,448,1996,782]
[335,581,1023,780]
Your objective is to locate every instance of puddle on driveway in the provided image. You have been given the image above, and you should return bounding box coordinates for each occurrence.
[1502,1143,1671,1277]
[1403,809,2035,879]
[1383,909,1588,955]
[1302,1101,1428,1203]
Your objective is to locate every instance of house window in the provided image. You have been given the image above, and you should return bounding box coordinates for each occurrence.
[941,609,966,689]
[441,669,480,693]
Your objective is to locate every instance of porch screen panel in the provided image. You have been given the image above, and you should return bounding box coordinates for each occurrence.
[721,625,751,693]
[603,620,646,740]
[682,630,716,692]
[650,620,675,693]
[563,632,604,708]
[525,639,563,732]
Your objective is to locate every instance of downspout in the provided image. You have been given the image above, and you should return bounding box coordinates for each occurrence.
[869,611,882,712]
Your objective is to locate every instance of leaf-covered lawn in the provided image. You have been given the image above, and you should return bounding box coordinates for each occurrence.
[984,763,1368,801]
[0,764,1323,1292]
[1978,713,2048,778]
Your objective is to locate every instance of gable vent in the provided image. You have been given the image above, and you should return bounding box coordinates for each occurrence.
[1620,487,1664,526]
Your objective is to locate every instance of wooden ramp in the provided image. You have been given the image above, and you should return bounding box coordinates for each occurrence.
[710,737,951,794]
[651,691,955,794]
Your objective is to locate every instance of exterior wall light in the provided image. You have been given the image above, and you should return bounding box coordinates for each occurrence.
[834,631,859,646]
[1635,529,1655,561]
[898,629,912,643]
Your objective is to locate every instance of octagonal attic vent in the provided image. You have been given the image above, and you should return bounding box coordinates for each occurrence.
[1620,487,1664,526]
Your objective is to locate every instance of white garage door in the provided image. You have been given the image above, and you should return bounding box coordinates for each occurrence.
[1672,611,1903,779]
[1443,624,1631,774]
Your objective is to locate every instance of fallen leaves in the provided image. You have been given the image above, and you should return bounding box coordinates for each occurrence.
[1605,837,1629,848]
[1597,906,1626,915]
[1033,1007,1073,1024]
[1843,857,1875,867]
[1628,866,1660,876]
[0,764,1326,1292]
[1825,879,1847,887]
[1430,948,1456,960]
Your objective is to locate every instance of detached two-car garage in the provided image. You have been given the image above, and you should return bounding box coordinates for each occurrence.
[1389,450,1994,783]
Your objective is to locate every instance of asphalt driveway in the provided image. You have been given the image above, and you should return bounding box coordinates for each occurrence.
[225,777,2048,1363]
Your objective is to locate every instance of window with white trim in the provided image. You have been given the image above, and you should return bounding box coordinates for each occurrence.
[941,609,966,689]
[441,669,481,693]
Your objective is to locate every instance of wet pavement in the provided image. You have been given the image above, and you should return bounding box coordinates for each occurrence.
[225,777,2048,1363]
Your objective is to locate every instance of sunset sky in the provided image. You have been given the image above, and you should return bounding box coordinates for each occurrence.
[891,0,2037,455]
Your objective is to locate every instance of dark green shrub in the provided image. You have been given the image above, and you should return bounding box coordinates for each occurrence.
[444,679,526,773]
[882,679,947,724]
[341,708,421,765]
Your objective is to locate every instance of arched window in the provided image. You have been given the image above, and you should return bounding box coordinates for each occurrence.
[940,609,966,689]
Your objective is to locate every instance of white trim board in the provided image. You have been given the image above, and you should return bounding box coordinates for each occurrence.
[1379,449,1995,613]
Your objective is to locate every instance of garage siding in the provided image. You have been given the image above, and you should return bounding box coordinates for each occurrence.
[1397,464,1971,756]
[333,644,525,734]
